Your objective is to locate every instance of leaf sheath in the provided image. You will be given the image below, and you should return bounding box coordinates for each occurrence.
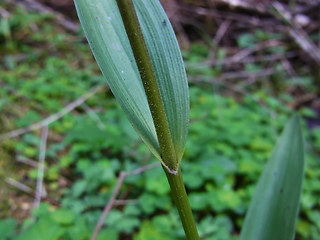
[116,0,178,172]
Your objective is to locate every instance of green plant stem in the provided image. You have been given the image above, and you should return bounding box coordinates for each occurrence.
[116,0,177,173]
[163,166,200,240]
[116,1,200,239]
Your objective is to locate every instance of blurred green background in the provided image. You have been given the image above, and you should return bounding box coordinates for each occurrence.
[0,0,320,239]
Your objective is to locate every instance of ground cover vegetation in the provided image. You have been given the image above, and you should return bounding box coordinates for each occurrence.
[0,1,320,239]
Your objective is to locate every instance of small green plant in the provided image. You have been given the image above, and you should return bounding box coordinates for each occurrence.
[74,0,304,239]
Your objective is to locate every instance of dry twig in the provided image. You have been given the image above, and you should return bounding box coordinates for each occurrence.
[113,199,138,206]
[213,20,232,45]
[16,156,39,168]
[0,6,10,18]
[6,178,33,194]
[186,48,295,70]
[81,103,106,130]
[34,125,48,208]
[215,0,268,14]
[191,68,276,83]
[6,0,79,33]
[272,2,320,66]
[0,84,105,141]
[91,162,160,240]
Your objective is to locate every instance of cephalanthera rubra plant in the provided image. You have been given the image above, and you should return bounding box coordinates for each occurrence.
[75,0,198,238]
[74,0,304,239]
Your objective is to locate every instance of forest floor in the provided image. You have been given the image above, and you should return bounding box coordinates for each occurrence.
[1,1,320,240]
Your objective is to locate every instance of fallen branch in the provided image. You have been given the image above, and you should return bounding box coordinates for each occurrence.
[287,28,320,66]
[81,103,106,130]
[272,2,320,66]
[7,0,79,33]
[0,6,10,18]
[215,0,268,14]
[16,156,39,168]
[190,68,276,83]
[213,19,232,45]
[228,40,281,63]
[113,199,138,206]
[6,178,33,194]
[34,125,49,208]
[0,84,105,141]
[91,162,160,240]
[186,51,296,70]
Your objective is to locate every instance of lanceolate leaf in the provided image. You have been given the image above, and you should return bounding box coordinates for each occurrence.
[240,114,304,240]
[74,0,189,167]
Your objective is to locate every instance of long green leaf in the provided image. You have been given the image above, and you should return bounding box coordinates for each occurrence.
[240,114,304,240]
[74,0,189,167]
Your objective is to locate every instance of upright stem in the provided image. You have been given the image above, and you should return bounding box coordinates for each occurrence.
[115,1,200,239]
[163,166,200,240]
[116,0,177,173]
